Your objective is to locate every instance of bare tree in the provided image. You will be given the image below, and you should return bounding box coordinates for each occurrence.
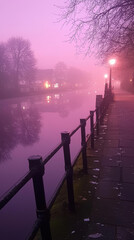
[60,0,134,59]
[0,43,10,91]
[7,37,36,90]
[0,43,9,73]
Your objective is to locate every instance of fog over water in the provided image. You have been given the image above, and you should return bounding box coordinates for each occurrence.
[0,86,104,240]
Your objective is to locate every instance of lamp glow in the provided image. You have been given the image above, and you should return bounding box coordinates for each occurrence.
[109,59,116,65]
[104,74,108,79]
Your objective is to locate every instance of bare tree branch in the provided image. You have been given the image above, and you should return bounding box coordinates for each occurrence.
[60,0,134,59]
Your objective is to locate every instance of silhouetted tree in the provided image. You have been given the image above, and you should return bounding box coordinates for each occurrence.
[7,37,36,90]
[0,43,10,92]
[114,50,134,89]
[61,0,134,59]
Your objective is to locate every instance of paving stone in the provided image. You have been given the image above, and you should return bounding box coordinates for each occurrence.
[117,227,134,240]
[95,181,121,199]
[91,199,134,228]
[122,157,134,167]
[119,134,134,140]
[122,168,134,183]
[120,183,134,201]
[122,148,134,157]
[120,140,134,148]
[85,223,116,240]
[100,167,121,182]
[103,139,119,148]
[101,155,122,167]
[103,147,122,157]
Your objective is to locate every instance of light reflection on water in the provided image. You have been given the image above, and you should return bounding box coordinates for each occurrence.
[0,87,103,239]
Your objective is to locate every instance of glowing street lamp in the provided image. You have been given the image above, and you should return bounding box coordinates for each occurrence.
[109,58,116,91]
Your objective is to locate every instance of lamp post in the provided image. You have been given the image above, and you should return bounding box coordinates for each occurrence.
[104,74,108,97]
[109,58,116,92]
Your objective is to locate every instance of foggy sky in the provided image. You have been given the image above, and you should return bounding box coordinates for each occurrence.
[0,0,107,77]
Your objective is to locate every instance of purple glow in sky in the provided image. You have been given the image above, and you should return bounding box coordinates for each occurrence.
[0,0,106,76]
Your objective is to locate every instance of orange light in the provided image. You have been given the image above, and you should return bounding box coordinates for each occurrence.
[44,81,50,88]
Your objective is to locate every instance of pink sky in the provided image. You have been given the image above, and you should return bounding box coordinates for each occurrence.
[0,0,107,77]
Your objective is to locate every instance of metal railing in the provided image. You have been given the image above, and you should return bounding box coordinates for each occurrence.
[0,86,112,240]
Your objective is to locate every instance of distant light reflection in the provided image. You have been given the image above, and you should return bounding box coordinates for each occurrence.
[46,95,51,103]
[53,83,59,88]
[54,94,60,99]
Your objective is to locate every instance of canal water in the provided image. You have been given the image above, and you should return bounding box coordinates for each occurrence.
[0,85,104,239]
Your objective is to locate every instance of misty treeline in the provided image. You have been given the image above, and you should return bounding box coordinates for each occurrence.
[54,61,89,88]
[0,37,36,96]
[0,37,90,99]
[61,0,134,90]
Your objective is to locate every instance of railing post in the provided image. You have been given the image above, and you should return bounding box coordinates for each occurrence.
[90,111,94,149]
[96,108,99,135]
[28,155,52,240]
[104,82,108,97]
[61,132,75,212]
[96,95,103,125]
[80,119,87,173]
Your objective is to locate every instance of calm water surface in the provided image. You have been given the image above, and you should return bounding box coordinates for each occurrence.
[0,87,104,239]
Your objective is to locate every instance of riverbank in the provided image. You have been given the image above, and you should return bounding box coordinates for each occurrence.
[0,86,88,100]
[33,119,107,240]
[49,126,106,240]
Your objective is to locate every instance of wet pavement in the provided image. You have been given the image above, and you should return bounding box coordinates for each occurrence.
[86,90,134,239]
[51,89,134,240]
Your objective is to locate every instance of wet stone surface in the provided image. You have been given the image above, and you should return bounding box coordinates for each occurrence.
[95,181,123,199]
[120,183,134,201]
[117,227,134,240]
[51,91,134,240]
[91,199,134,228]
[100,167,121,181]
[101,155,122,167]
[122,156,134,167]
[122,168,134,183]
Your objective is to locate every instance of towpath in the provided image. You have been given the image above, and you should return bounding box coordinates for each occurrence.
[51,89,134,240]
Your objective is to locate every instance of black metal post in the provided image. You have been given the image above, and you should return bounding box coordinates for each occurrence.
[104,82,108,97]
[96,95,102,127]
[61,132,75,212]
[28,155,52,240]
[96,108,99,136]
[90,111,94,149]
[109,66,112,92]
[80,119,87,173]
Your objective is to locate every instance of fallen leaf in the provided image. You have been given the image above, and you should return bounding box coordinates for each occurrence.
[88,233,103,238]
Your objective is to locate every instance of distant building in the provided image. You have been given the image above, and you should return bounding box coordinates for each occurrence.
[36,69,54,82]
